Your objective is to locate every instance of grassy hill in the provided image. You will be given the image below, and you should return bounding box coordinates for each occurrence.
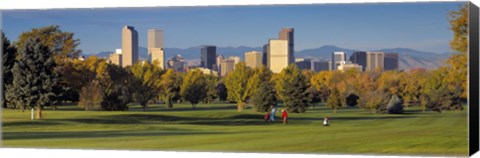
[1,103,468,156]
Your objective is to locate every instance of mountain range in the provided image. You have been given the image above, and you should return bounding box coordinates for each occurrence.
[91,45,456,70]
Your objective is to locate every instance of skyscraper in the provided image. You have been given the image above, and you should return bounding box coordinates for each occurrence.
[147,29,165,69]
[384,53,399,71]
[366,52,385,71]
[149,48,164,69]
[216,55,224,74]
[268,39,289,73]
[220,59,235,76]
[279,28,295,64]
[350,51,367,71]
[332,51,346,70]
[121,26,138,67]
[245,51,263,69]
[201,46,217,70]
[262,44,269,66]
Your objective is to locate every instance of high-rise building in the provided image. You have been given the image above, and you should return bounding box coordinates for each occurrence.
[245,51,263,69]
[268,39,289,73]
[147,29,165,69]
[279,28,295,64]
[295,58,312,70]
[201,46,217,70]
[121,26,138,67]
[384,53,399,71]
[312,61,330,72]
[167,54,185,72]
[216,55,224,74]
[350,51,367,71]
[220,59,235,76]
[332,51,346,70]
[147,29,164,51]
[366,52,385,71]
[262,44,269,66]
[108,49,122,66]
[149,48,164,69]
[229,56,241,65]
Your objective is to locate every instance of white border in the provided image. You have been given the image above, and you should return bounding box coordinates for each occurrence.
[0,0,469,10]
[0,0,478,158]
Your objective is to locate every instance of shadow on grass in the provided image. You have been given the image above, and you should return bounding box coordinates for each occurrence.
[3,121,64,127]
[157,105,238,112]
[3,130,230,140]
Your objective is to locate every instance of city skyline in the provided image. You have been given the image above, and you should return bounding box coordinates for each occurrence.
[1,2,464,55]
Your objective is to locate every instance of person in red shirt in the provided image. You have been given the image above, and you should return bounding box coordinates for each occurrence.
[282,110,288,125]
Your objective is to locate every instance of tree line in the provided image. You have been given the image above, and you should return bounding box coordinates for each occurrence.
[1,4,468,119]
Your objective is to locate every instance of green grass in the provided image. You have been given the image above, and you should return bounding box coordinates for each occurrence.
[1,103,468,156]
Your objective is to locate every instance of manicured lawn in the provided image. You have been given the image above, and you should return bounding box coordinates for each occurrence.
[1,103,468,156]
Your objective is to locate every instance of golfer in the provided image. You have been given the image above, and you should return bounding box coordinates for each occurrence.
[282,110,288,125]
[323,117,329,126]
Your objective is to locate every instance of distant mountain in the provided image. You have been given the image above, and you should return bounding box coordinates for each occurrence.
[91,45,455,70]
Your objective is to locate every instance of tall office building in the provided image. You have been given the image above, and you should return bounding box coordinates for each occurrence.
[332,51,347,70]
[384,53,399,71]
[350,51,367,71]
[279,28,295,64]
[262,44,269,66]
[216,55,224,73]
[366,52,385,71]
[220,59,235,77]
[147,29,165,69]
[268,39,289,73]
[295,58,312,70]
[201,46,217,70]
[108,49,122,66]
[121,26,138,67]
[245,51,263,69]
[312,61,330,72]
[149,48,165,69]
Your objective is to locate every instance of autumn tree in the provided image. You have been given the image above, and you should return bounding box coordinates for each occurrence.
[180,69,207,109]
[327,87,342,113]
[5,36,59,119]
[204,74,218,104]
[275,64,310,113]
[445,4,468,102]
[130,61,163,111]
[160,69,182,108]
[225,62,253,111]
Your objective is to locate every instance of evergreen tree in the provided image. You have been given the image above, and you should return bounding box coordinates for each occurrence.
[275,64,310,113]
[249,66,276,112]
[2,32,17,108]
[216,81,228,102]
[6,36,59,119]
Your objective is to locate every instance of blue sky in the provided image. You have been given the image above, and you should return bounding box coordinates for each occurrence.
[1,2,465,55]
